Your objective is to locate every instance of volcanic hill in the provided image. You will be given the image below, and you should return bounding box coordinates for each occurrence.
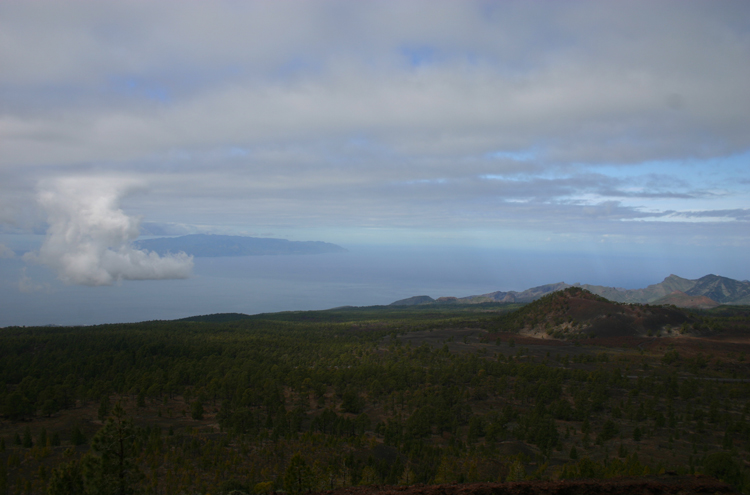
[497,286,699,339]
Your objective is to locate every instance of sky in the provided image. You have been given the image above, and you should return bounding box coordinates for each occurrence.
[1,1,750,322]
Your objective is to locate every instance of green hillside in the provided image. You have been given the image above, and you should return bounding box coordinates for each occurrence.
[1,301,749,494]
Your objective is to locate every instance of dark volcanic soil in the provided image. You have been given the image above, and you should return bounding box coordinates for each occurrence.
[314,476,736,495]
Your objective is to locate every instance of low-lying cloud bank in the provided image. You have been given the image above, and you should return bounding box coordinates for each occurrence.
[25,177,193,286]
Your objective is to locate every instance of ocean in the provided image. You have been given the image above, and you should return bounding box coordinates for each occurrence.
[0,243,744,327]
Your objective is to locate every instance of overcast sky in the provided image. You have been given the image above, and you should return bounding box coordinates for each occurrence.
[2,1,750,290]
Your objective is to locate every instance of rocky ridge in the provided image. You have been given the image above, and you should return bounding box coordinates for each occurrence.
[390,274,750,308]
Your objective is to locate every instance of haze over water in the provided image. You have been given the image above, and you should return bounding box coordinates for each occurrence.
[2,241,746,327]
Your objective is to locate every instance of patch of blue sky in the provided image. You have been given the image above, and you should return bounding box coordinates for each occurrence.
[150,145,253,163]
[400,178,448,186]
[108,76,171,103]
[578,154,749,211]
[479,174,527,181]
[157,65,243,93]
[400,45,437,67]
[226,147,249,157]
[0,234,43,254]
[346,136,368,147]
[485,148,537,161]
[163,149,193,162]
[323,135,395,161]
[563,192,611,205]
[587,150,750,184]
[623,196,746,223]
[272,56,324,81]
[478,166,561,181]
[625,214,736,223]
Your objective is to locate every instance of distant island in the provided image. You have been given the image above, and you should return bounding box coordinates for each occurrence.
[391,274,750,308]
[135,234,347,257]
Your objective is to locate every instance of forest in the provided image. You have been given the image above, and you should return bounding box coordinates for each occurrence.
[1,288,749,494]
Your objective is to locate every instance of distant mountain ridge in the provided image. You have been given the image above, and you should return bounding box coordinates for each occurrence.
[390,274,750,308]
[135,234,347,257]
[581,274,750,305]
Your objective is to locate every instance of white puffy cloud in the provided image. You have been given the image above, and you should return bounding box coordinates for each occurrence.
[26,177,193,286]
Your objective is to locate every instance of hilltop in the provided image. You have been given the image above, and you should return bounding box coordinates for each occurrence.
[391,283,570,305]
[496,287,698,340]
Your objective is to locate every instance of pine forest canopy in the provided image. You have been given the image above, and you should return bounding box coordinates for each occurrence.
[1,293,750,494]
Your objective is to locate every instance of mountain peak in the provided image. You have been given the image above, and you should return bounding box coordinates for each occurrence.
[389,295,436,306]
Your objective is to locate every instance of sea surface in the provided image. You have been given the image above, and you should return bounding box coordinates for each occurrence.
[0,242,744,327]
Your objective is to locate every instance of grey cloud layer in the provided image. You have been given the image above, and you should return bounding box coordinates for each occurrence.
[2,1,749,165]
[1,0,749,251]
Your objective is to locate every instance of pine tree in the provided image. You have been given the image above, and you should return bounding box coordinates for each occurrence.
[82,403,143,495]
[284,453,315,494]
[71,427,87,446]
[618,443,628,458]
[632,426,642,442]
[22,426,33,448]
[434,456,458,484]
[191,400,204,420]
[48,460,85,495]
[398,458,416,485]
[358,466,377,486]
[506,459,525,481]
[98,395,112,420]
[0,463,7,495]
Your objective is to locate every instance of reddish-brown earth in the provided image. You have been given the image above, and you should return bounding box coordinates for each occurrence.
[490,330,750,358]
[314,476,736,495]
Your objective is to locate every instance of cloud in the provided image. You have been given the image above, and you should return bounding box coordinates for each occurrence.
[25,177,193,286]
[671,208,750,221]
[2,1,750,168]
[0,1,748,249]
[18,267,51,293]
[0,243,14,258]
